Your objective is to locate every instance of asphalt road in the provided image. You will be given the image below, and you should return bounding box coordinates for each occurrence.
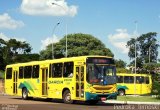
[0,95,116,110]
[0,95,159,110]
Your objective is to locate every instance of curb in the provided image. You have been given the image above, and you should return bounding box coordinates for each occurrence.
[104,100,160,105]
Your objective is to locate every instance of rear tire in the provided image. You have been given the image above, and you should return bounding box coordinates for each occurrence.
[22,88,29,100]
[118,89,125,96]
[63,90,73,104]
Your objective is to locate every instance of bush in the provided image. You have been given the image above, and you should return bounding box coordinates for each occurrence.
[0,70,4,79]
[116,68,130,73]
[151,73,160,98]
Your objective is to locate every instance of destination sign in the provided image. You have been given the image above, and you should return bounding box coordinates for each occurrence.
[86,57,115,64]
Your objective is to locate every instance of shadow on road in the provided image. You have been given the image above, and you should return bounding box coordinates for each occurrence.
[10,97,123,106]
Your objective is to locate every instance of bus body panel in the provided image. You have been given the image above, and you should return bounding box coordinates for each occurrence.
[5,56,117,103]
[85,83,117,100]
[117,73,152,95]
[5,79,13,95]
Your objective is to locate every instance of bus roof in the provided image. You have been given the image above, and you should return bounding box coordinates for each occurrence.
[6,55,113,67]
[117,73,151,77]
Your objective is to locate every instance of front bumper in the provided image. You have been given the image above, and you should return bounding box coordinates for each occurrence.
[85,92,117,101]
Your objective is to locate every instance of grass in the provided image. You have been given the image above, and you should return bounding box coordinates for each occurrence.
[117,96,160,102]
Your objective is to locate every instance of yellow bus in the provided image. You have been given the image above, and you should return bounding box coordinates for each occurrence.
[5,56,117,104]
[117,73,152,96]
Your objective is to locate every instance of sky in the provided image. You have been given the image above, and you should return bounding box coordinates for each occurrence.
[0,0,160,64]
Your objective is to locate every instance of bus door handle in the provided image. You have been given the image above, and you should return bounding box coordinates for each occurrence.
[48,87,49,89]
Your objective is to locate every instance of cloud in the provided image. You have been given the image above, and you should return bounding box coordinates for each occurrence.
[20,0,78,17]
[41,35,60,50]
[0,13,24,29]
[109,29,129,41]
[0,32,26,42]
[108,29,131,54]
[0,33,9,41]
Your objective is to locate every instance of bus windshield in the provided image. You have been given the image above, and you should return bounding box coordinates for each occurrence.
[87,64,116,85]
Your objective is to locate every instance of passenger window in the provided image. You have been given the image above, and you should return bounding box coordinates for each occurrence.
[24,66,32,78]
[136,76,144,84]
[81,66,84,81]
[49,64,52,78]
[32,65,39,78]
[63,62,74,78]
[117,76,123,83]
[76,67,80,81]
[19,67,23,79]
[6,68,12,79]
[52,63,63,78]
[146,77,149,84]
[124,76,134,83]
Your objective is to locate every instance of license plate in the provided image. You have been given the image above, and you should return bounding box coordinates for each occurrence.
[101,97,106,101]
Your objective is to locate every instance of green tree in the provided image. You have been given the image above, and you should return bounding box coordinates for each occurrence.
[115,59,129,73]
[0,38,7,70]
[115,59,126,68]
[138,32,159,63]
[13,54,40,63]
[0,38,39,70]
[116,68,129,73]
[127,32,159,68]
[40,33,114,59]
[6,39,32,55]
[2,39,32,65]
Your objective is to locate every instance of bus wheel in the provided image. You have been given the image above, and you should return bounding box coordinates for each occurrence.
[22,88,28,100]
[63,90,73,104]
[118,89,125,96]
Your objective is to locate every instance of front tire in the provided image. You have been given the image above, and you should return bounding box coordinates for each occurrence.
[118,89,125,96]
[63,90,73,104]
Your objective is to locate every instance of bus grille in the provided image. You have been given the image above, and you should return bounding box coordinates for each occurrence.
[93,86,112,90]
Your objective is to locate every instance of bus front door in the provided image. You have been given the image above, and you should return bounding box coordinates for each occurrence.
[13,71,18,94]
[41,68,48,96]
[75,66,84,99]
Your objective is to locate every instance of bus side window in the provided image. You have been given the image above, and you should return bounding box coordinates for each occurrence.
[19,67,23,79]
[146,77,149,84]
[32,65,39,78]
[6,68,12,79]
[63,62,74,78]
[136,76,144,84]
[51,64,54,78]
[124,76,134,83]
[24,66,32,78]
[49,64,52,78]
[117,76,123,83]
[81,66,84,81]
[52,63,63,78]
[76,67,79,81]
